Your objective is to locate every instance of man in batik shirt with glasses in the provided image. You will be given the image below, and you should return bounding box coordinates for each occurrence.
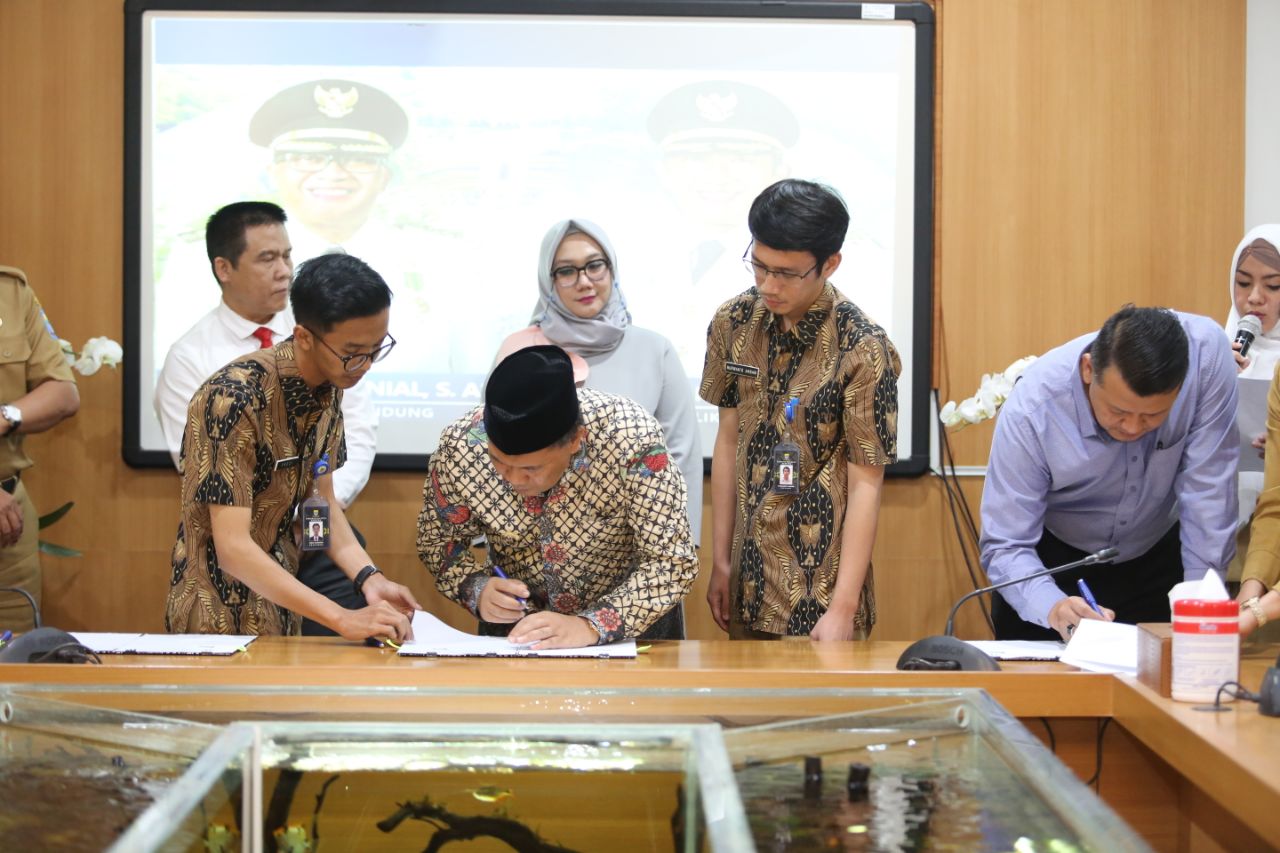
[701,179,901,641]
[155,201,381,633]
[166,254,419,639]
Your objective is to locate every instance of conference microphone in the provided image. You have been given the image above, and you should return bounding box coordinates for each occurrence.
[1236,314,1263,359]
[896,546,1120,672]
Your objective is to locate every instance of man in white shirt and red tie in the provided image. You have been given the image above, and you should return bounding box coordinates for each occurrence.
[154,201,380,633]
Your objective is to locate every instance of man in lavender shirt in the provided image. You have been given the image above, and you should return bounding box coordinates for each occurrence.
[980,306,1238,642]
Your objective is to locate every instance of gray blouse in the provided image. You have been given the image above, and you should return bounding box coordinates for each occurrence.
[581,326,704,540]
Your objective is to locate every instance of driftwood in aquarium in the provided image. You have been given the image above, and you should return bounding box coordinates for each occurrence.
[377,796,581,853]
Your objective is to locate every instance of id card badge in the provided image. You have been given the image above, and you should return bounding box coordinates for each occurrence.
[771,396,802,494]
[300,454,331,552]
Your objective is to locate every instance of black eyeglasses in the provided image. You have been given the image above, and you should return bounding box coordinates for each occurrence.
[741,245,820,283]
[551,258,611,288]
[274,150,388,175]
[307,329,396,373]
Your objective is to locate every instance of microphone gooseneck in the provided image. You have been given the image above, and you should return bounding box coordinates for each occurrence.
[943,546,1119,637]
[896,546,1121,672]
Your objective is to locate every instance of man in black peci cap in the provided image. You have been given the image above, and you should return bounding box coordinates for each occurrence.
[250,78,409,251]
[416,346,698,648]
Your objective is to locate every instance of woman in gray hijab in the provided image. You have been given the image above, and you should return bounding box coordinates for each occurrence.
[494,219,703,639]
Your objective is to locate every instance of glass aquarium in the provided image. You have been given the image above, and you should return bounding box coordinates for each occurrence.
[0,687,243,853]
[1,685,1151,852]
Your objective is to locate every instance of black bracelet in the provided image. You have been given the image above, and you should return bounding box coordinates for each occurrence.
[353,565,381,596]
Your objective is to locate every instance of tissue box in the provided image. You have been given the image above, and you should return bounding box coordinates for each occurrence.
[1137,623,1172,697]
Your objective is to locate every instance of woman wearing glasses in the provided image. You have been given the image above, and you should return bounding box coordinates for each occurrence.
[493,219,702,638]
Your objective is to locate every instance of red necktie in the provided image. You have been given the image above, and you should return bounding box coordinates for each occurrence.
[252,327,274,349]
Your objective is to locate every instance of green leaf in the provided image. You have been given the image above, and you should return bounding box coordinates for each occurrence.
[38,501,74,530]
[39,540,82,558]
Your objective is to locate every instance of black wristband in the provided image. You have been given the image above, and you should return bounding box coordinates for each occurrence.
[353,565,381,596]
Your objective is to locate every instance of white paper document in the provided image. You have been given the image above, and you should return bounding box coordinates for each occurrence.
[1058,619,1138,675]
[397,610,637,659]
[71,632,256,656]
[965,640,1065,661]
[1237,376,1270,473]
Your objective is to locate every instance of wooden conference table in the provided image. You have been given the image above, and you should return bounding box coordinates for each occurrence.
[3,639,1278,852]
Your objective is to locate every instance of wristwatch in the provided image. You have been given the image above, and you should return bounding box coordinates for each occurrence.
[0,405,22,433]
[1242,596,1268,629]
[353,564,381,596]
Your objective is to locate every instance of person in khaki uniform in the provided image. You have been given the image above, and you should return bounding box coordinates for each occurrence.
[0,266,80,631]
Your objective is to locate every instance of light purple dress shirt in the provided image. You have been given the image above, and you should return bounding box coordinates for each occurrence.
[979,312,1239,627]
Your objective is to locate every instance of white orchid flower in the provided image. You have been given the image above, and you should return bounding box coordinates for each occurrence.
[939,400,963,427]
[939,355,1038,430]
[1003,356,1037,383]
[73,354,101,376]
[65,336,123,376]
[956,397,984,423]
[81,336,123,367]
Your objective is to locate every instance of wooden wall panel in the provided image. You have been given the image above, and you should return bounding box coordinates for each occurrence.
[938,0,1246,463]
[0,0,1245,640]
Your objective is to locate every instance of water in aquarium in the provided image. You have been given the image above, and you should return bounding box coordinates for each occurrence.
[0,730,186,852]
[731,726,1084,852]
[194,735,700,853]
[196,767,692,852]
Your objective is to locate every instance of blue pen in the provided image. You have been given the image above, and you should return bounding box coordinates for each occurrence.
[492,566,526,607]
[1077,579,1104,616]
[0,630,10,648]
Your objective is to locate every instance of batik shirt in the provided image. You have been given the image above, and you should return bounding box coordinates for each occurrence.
[700,284,900,635]
[165,340,346,636]
[417,389,698,643]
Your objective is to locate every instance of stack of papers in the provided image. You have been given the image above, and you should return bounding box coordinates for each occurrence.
[71,633,256,656]
[965,640,1064,661]
[398,610,637,659]
[1058,620,1138,675]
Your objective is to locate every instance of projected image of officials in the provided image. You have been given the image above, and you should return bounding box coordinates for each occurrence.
[251,80,406,257]
[135,15,920,462]
[249,79,464,391]
[629,81,797,378]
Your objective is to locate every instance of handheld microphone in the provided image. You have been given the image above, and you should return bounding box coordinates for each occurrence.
[1236,314,1263,359]
[896,546,1120,671]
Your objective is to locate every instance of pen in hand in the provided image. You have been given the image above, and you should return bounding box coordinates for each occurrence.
[492,566,526,607]
[1076,579,1104,616]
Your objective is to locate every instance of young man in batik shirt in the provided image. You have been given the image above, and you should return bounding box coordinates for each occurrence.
[701,179,901,641]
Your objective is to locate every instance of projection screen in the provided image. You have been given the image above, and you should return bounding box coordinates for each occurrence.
[124,1,934,474]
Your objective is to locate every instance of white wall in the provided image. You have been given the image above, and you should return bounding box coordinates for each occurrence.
[1246,0,1280,228]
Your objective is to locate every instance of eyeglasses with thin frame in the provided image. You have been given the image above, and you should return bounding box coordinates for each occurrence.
[551,258,611,288]
[306,329,397,373]
[274,150,388,175]
[741,245,820,284]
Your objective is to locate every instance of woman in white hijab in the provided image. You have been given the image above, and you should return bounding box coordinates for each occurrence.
[494,220,703,638]
[1226,226,1280,615]
[1227,225,1280,378]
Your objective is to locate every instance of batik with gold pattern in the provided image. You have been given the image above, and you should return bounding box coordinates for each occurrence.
[165,339,346,636]
[416,389,698,643]
[700,283,900,636]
